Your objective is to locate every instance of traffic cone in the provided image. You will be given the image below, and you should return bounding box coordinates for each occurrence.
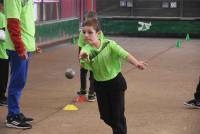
[186,33,190,42]
[63,104,78,111]
[74,95,87,103]
[176,40,182,48]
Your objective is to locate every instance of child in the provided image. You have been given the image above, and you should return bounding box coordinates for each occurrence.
[79,18,147,134]
[0,0,9,106]
[77,11,104,102]
[184,76,200,109]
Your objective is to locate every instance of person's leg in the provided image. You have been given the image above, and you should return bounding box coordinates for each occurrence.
[184,77,200,108]
[89,71,94,94]
[194,79,200,101]
[6,51,32,129]
[0,59,9,104]
[77,67,88,95]
[96,89,113,127]
[110,90,127,134]
[88,71,96,101]
[7,51,30,116]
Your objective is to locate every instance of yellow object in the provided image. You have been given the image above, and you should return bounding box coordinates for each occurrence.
[63,104,78,111]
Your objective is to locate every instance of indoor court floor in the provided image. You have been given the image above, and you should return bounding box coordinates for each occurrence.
[0,37,200,134]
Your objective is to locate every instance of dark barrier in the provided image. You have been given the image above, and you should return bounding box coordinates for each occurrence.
[99,17,200,38]
[35,18,79,46]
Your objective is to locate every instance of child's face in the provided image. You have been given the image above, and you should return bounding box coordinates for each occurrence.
[82,26,99,45]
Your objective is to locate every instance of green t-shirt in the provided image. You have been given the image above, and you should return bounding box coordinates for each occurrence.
[80,38,129,81]
[4,0,36,52]
[0,12,8,59]
[78,31,104,48]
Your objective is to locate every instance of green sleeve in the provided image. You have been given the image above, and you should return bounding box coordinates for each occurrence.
[0,13,6,28]
[110,41,129,59]
[80,59,92,70]
[4,0,21,19]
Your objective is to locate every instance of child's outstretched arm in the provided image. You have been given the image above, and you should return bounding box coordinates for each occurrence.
[127,53,147,70]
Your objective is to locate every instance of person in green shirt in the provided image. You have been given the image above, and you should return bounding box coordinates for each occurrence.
[4,0,35,129]
[77,11,104,102]
[79,18,147,134]
[0,0,8,106]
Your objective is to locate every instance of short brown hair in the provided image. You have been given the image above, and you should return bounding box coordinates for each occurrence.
[83,18,101,32]
[85,11,97,21]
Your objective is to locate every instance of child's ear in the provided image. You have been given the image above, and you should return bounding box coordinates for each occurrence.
[97,31,101,35]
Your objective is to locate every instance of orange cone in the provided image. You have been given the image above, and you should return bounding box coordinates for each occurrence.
[74,95,87,103]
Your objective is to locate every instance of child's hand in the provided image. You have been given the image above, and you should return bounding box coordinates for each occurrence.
[79,51,89,60]
[136,61,148,70]
[18,50,28,60]
[36,47,42,53]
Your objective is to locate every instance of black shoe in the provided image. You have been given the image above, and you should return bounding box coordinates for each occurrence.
[184,99,200,109]
[77,90,87,96]
[19,113,34,123]
[6,115,32,129]
[88,94,96,102]
[0,97,7,106]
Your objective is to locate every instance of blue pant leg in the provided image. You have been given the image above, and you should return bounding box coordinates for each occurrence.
[7,51,31,116]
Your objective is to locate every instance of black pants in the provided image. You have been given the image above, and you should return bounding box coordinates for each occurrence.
[0,59,9,99]
[80,68,94,94]
[94,73,127,134]
[194,78,200,101]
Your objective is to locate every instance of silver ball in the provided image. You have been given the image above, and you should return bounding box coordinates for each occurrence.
[65,68,75,79]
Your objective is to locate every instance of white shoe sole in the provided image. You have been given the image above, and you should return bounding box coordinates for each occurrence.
[6,123,32,129]
[0,104,8,106]
[184,102,200,109]
[87,99,96,102]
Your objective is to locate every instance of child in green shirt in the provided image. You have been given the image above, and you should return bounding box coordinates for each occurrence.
[77,11,104,102]
[79,18,147,134]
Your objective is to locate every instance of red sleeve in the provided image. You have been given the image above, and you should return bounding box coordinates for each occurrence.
[7,18,25,55]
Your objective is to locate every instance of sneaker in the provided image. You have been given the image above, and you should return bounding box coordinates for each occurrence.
[0,97,7,106]
[6,115,32,129]
[184,99,200,109]
[77,90,87,96]
[88,94,96,102]
[19,113,34,123]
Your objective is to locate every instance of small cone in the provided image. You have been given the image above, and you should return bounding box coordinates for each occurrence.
[186,33,190,42]
[63,104,78,111]
[176,40,182,48]
[74,95,87,103]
